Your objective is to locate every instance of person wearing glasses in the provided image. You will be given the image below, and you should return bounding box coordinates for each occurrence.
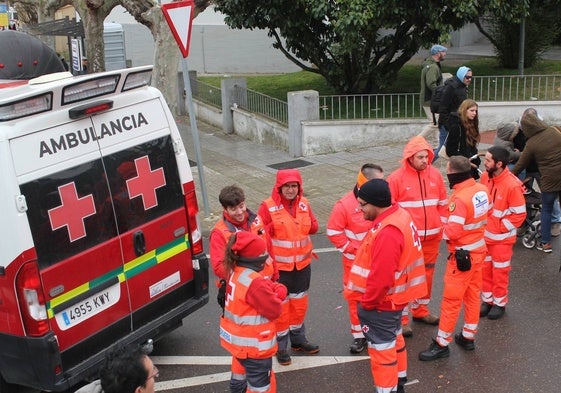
[433,65,473,163]
[258,169,319,366]
[76,344,158,393]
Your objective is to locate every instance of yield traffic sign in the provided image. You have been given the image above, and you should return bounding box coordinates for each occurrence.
[162,1,195,58]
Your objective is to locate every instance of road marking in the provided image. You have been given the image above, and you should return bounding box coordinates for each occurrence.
[313,247,337,254]
[152,355,368,390]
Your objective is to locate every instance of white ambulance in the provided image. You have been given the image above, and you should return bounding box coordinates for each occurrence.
[0,66,209,391]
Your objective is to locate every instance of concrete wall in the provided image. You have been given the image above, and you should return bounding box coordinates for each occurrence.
[194,98,561,157]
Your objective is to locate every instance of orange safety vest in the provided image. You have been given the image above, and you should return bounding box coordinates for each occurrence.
[346,208,427,306]
[388,166,448,241]
[446,181,490,253]
[264,197,313,271]
[213,215,275,280]
[480,169,527,245]
[326,191,371,261]
[220,267,277,359]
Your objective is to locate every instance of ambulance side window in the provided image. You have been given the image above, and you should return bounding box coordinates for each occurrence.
[21,160,118,269]
[103,135,183,233]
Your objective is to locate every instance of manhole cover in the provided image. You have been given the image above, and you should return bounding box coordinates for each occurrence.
[267,159,313,170]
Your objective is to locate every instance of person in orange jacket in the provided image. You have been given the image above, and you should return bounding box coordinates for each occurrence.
[479,146,526,320]
[258,168,319,366]
[419,156,490,361]
[220,231,287,393]
[210,185,277,385]
[210,185,276,283]
[346,179,427,393]
[387,136,448,337]
[326,163,384,354]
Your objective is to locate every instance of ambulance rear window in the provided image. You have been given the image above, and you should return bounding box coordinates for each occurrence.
[21,136,183,268]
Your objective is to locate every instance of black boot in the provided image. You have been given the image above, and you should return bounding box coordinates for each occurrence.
[419,339,449,361]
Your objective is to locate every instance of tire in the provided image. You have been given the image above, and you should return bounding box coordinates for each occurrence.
[522,234,536,249]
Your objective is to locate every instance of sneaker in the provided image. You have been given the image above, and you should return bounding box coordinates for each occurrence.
[349,338,367,354]
[419,339,450,361]
[402,323,413,338]
[454,333,475,351]
[487,305,506,320]
[479,302,492,317]
[291,341,320,354]
[537,242,552,253]
[276,350,292,366]
[552,223,561,237]
[412,314,440,325]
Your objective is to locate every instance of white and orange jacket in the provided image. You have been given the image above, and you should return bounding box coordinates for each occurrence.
[479,168,526,245]
[387,136,448,242]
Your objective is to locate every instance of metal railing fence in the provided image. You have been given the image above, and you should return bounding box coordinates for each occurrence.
[319,93,425,121]
[232,85,288,125]
[190,78,222,108]
[471,74,561,102]
[192,74,561,122]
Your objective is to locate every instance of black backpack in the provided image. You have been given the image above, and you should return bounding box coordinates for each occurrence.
[430,84,446,114]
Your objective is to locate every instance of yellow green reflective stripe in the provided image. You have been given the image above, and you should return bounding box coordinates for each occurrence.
[46,235,191,318]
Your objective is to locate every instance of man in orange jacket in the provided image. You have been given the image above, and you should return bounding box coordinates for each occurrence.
[420,156,490,361]
[258,169,319,366]
[479,146,526,320]
[327,163,384,353]
[387,136,448,337]
[346,179,426,393]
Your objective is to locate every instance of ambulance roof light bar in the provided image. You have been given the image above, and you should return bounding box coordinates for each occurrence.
[0,93,52,122]
[62,75,120,105]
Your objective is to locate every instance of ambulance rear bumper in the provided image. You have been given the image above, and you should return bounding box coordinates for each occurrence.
[0,279,209,391]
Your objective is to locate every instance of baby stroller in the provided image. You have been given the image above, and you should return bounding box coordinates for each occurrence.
[518,177,541,249]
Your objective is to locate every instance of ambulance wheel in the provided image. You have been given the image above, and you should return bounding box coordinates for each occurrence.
[522,234,536,249]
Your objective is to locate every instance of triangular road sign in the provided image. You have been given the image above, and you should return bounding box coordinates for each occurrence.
[162,1,194,58]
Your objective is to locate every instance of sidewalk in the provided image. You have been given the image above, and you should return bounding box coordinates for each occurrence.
[177,117,493,236]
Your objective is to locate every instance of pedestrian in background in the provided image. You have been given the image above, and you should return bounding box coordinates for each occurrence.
[445,98,481,179]
[327,163,384,354]
[434,66,473,163]
[220,232,287,393]
[258,169,319,366]
[420,44,447,122]
[419,155,490,361]
[387,136,448,338]
[479,146,526,320]
[346,179,426,393]
[511,108,561,253]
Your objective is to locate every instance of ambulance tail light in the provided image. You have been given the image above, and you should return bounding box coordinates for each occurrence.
[0,93,52,122]
[16,262,49,337]
[123,69,152,91]
[185,191,203,256]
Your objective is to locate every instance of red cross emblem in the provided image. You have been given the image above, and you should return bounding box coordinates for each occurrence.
[126,156,166,210]
[48,182,96,242]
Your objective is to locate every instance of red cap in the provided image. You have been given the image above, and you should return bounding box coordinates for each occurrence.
[231,232,267,258]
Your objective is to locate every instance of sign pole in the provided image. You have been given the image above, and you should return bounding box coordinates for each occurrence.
[161,0,209,217]
[181,58,209,217]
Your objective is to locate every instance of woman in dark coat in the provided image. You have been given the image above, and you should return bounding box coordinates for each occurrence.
[445,99,481,179]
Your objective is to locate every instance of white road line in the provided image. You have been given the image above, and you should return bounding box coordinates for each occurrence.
[153,355,368,390]
[313,247,338,254]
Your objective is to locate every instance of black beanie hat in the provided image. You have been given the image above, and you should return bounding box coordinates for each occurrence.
[358,179,392,207]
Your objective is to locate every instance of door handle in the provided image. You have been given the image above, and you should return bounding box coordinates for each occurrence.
[133,230,146,256]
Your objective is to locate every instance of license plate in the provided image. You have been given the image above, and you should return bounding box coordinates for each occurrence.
[54,283,121,330]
